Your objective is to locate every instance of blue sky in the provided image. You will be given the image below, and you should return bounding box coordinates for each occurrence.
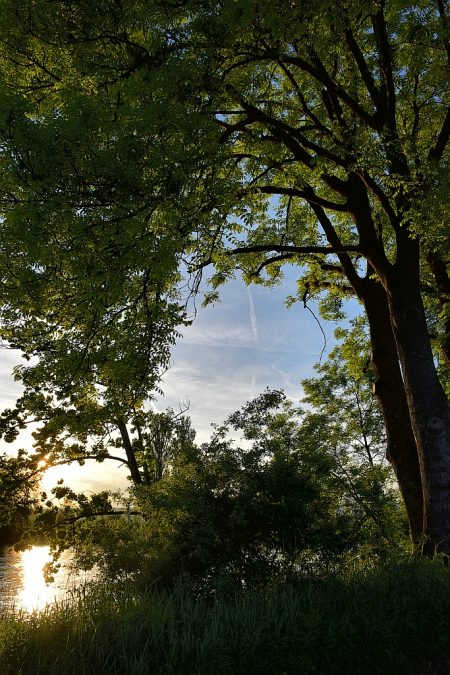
[1,266,353,493]
[157,267,334,442]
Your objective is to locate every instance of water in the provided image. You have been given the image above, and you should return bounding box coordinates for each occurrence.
[0,544,95,613]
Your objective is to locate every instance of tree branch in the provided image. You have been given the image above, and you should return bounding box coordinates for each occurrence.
[428,106,450,161]
[251,253,295,277]
[276,60,334,135]
[259,185,349,212]
[281,53,382,130]
[356,170,399,228]
[229,243,361,257]
[306,199,365,296]
[117,418,142,484]
[231,90,349,168]
[342,25,380,108]
[371,4,397,132]
[6,453,131,490]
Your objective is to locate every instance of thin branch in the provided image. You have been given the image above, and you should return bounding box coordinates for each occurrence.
[276,59,341,139]
[301,289,327,363]
[259,185,349,212]
[251,253,295,277]
[281,53,382,130]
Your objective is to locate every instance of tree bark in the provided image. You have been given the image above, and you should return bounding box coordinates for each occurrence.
[426,250,450,368]
[361,279,424,549]
[307,176,425,548]
[117,418,142,485]
[386,240,450,555]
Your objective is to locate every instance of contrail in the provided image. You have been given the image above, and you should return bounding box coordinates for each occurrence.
[246,287,259,345]
[250,372,256,399]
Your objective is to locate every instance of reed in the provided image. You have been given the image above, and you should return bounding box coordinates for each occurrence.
[0,559,449,675]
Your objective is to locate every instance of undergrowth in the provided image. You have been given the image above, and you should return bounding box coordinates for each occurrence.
[0,559,449,675]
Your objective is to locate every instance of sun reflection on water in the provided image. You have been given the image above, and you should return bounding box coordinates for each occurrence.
[0,545,96,613]
[17,546,56,612]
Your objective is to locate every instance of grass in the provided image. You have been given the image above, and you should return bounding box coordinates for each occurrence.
[0,559,449,674]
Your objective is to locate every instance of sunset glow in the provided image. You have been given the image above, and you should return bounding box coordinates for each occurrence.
[17,547,55,612]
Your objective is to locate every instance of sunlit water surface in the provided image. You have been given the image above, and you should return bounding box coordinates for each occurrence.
[0,545,95,613]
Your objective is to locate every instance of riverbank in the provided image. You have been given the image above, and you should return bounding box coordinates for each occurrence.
[0,559,449,675]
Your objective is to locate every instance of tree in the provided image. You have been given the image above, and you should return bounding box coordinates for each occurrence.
[301,318,421,530]
[0,308,188,486]
[0,0,448,552]
[0,450,40,531]
[62,390,404,591]
[14,406,197,567]
[301,322,407,550]
[130,407,196,482]
[187,0,450,553]
[302,320,386,468]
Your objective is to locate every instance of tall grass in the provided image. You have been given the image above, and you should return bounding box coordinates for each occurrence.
[0,559,449,675]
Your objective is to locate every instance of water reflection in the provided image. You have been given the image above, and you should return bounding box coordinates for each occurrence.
[18,546,56,612]
[0,545,94,613]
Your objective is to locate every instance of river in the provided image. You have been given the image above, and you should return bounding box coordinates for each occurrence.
[0,544,95,613]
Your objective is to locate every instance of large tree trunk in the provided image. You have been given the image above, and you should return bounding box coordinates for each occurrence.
[362,279,424,549]
[386,239,450,555]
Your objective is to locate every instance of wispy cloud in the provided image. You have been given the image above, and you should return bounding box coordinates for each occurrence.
[158,273,340,443]
[0,269,348,492]
[246,286,259,345]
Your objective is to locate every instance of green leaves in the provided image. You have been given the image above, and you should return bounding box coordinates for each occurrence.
[302,319,384,464]
[0,450,40,530]
[0,0,448,556]
[60,385,405,590]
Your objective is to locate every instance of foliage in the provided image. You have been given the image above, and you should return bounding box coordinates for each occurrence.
[1,560,449,674]
[0,0,207,482]
[14,409,197,573]
[0,450,40,531]
[0,0,448,550]
[129,407,197,483]
[302,318,385,466]
[64,388,406,592]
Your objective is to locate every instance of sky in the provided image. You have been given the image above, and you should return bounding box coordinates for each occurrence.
[158,268,332,441]
[0,265,351,494]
